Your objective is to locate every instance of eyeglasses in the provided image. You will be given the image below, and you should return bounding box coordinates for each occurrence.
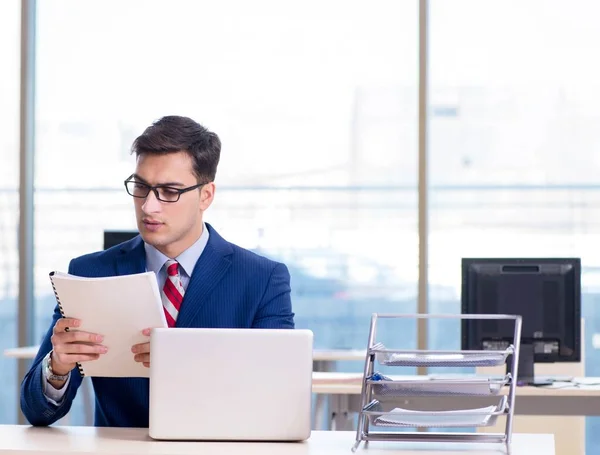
[124,174,208,203]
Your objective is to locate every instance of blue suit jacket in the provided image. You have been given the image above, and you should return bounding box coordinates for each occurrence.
[20,223,294,427]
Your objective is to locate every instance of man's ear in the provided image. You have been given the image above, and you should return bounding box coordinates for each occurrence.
[199,182,215,211]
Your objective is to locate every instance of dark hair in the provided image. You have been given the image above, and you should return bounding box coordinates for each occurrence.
[131,115,221,182]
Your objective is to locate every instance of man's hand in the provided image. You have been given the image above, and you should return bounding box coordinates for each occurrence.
[49,318,107,387]
[132,328,151,368]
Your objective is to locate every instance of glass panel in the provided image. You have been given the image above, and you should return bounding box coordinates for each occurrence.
[429,0,600,450]
[35,0,418,425]
[0,0,21,424]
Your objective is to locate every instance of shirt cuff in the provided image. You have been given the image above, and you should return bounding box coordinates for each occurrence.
[41,364,71,406]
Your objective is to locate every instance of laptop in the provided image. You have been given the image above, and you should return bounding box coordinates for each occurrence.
[149,328,313,441]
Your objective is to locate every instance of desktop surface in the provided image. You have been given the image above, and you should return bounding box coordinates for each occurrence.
[0,425,556,455]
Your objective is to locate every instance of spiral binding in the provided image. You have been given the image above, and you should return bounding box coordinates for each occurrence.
[49,271,86,377]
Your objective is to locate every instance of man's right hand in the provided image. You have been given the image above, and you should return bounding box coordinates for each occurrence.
[49,318,107,379]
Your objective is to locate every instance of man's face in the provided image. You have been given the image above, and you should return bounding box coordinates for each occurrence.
[132,151,214,258]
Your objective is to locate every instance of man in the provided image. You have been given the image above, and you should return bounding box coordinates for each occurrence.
[20,115,294,427]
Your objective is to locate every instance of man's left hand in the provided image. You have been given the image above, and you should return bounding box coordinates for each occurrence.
[132,328,152,368]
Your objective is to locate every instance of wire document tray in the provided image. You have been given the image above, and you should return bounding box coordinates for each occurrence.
[352,313,522,452]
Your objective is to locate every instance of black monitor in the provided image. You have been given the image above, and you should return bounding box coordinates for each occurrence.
[461,258,581,385]
[103,230,139,250]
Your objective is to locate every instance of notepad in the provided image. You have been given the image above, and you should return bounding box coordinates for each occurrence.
[49,271,168,378]
[389,353,465,361]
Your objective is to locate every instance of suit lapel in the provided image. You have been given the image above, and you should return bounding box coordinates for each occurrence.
[175,224,233,328]
[115,236,146,276]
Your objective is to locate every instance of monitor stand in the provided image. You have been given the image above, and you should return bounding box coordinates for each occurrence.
[506,343,553,386]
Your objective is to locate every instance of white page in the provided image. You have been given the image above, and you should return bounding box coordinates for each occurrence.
[375,405,497,427]
[390,353,465,361]
[373,379,502,396]
[49,271,168,378]
[380,351,506,366]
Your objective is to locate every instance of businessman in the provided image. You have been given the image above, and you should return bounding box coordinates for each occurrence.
[21,115,295,427]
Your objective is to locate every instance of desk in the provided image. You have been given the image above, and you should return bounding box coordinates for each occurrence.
[312,372,600,418]
[5,346,367,430]
[0,425,554,455]
[8,347,600,417]
[3,346,38,359]
[312,349,366,372]
[10,349,599,420]
[311,349,365,430]
[5,347,367,364]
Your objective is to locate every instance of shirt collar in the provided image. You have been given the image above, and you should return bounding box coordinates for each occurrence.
[144,222,210,277]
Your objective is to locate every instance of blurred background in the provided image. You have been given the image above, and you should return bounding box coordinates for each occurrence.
[3,0,600,452]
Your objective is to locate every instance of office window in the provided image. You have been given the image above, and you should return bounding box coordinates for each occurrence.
[0,0,20,424]
[429,1,600,451]
[34,0,418,425]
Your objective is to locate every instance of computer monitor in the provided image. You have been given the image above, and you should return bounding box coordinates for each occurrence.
[103,230,138,250]
[461,258,581,385]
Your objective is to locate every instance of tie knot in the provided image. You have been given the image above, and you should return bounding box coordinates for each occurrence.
[165,260,179,277]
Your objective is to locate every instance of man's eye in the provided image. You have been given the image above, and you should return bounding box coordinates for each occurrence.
[161,188,179,196]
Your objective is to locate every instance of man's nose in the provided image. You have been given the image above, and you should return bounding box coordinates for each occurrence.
[141,190,161,212]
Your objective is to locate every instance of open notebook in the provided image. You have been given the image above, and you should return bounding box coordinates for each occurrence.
[49,271,167,378]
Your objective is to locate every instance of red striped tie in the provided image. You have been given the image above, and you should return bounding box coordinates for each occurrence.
[161,260,184,327]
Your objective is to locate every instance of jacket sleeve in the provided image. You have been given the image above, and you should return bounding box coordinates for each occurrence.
[252,263,295,329]
[20,262,84,426]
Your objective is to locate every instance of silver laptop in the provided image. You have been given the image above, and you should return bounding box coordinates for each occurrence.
[149,328,313,441]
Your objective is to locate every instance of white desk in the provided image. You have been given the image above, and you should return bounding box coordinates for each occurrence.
[8,347,600,416]
[4,346,367,430]
[312,372,600,417]
[3,346,39,359]
[312,349,366,362]
[5,347,367,363]
[311,349,365,430]
[0,425,554,455]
